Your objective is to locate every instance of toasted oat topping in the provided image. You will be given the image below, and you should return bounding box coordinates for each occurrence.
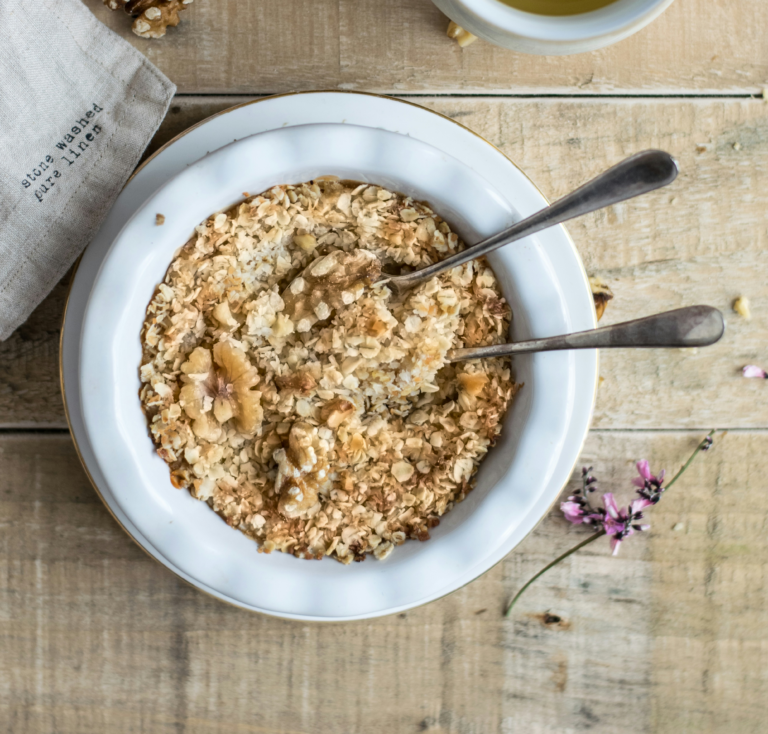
[139,180,519,563]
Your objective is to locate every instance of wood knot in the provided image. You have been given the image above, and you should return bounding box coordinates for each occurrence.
[532,612,572,631]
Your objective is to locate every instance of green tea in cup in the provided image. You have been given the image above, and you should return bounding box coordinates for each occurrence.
[498,0,618,14]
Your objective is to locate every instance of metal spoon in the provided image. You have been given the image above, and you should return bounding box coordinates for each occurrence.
[447,306,724,363]
[383,149,678,297]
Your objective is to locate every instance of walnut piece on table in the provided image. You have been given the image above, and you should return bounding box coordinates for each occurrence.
[102,0,194,39]
[589,276,614,321]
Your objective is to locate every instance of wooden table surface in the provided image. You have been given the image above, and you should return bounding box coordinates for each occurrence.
[2,1,767,732]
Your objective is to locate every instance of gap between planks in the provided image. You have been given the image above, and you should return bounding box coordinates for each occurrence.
[172,93,764,99]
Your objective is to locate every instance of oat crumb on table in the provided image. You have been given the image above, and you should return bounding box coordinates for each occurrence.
[139,180,518,563]
[447,21,478,48]
[732,295,750,320]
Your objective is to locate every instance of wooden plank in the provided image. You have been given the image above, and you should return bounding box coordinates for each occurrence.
[80,0,768,94]
[0,277,69,429]
[1,430,764,732]
[3,96,765,429]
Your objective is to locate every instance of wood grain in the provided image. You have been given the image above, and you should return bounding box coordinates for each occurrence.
[1,431,763,733]
[3,96,766,429]
[80,0,768,95]
[0,277,70,429]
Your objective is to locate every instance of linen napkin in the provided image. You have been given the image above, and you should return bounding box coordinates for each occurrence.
[0,0,176,340]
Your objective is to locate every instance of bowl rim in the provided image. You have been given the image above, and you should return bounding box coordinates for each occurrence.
[443,0,672,40]
[60,90,599,619]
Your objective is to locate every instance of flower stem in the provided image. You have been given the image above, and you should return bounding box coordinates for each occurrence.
[504,530,605,617]
[664,429,717,491]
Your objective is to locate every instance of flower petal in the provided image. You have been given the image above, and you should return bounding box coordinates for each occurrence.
[636,460,651,480]
[560,501,586,524]
[602,492,621,520]
[610,536,622,555]
[743,365,768,379]
[631,477,646,488]
[604,516,625,537]
[631,497,653,513]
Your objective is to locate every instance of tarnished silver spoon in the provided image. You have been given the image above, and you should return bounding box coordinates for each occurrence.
[383,149,678,297]
[447,306,724,363]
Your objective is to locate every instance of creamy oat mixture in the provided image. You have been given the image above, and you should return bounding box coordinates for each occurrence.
[139,180,518,563]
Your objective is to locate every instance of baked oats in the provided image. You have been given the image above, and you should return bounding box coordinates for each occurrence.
[139,179,519,563]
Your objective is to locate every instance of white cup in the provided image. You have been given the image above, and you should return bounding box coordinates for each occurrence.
[434,0,676,55]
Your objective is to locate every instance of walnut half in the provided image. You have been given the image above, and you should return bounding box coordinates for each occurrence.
[179,341,262,441]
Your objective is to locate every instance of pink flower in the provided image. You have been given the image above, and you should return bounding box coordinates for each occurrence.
[743,365,768,379]
[561,465,659,554]
[601,493,624,534]
[561,500,589,524]
[560,498,601,526]
[632,460,665,487]
[632,460,666,504]
[560,467,603,526]
[600,493,651,556]
[634,459,651,482]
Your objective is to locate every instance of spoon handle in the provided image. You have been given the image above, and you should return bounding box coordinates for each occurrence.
[389,150,678,294]
[447,306,724,362]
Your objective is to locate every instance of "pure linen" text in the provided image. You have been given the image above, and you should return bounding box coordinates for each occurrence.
[20,102,104,203]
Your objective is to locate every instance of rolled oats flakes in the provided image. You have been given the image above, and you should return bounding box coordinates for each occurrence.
[139,180,519,563]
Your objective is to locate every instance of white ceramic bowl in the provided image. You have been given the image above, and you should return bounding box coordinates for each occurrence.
[65,93,597,620]
[434,0,676,54]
